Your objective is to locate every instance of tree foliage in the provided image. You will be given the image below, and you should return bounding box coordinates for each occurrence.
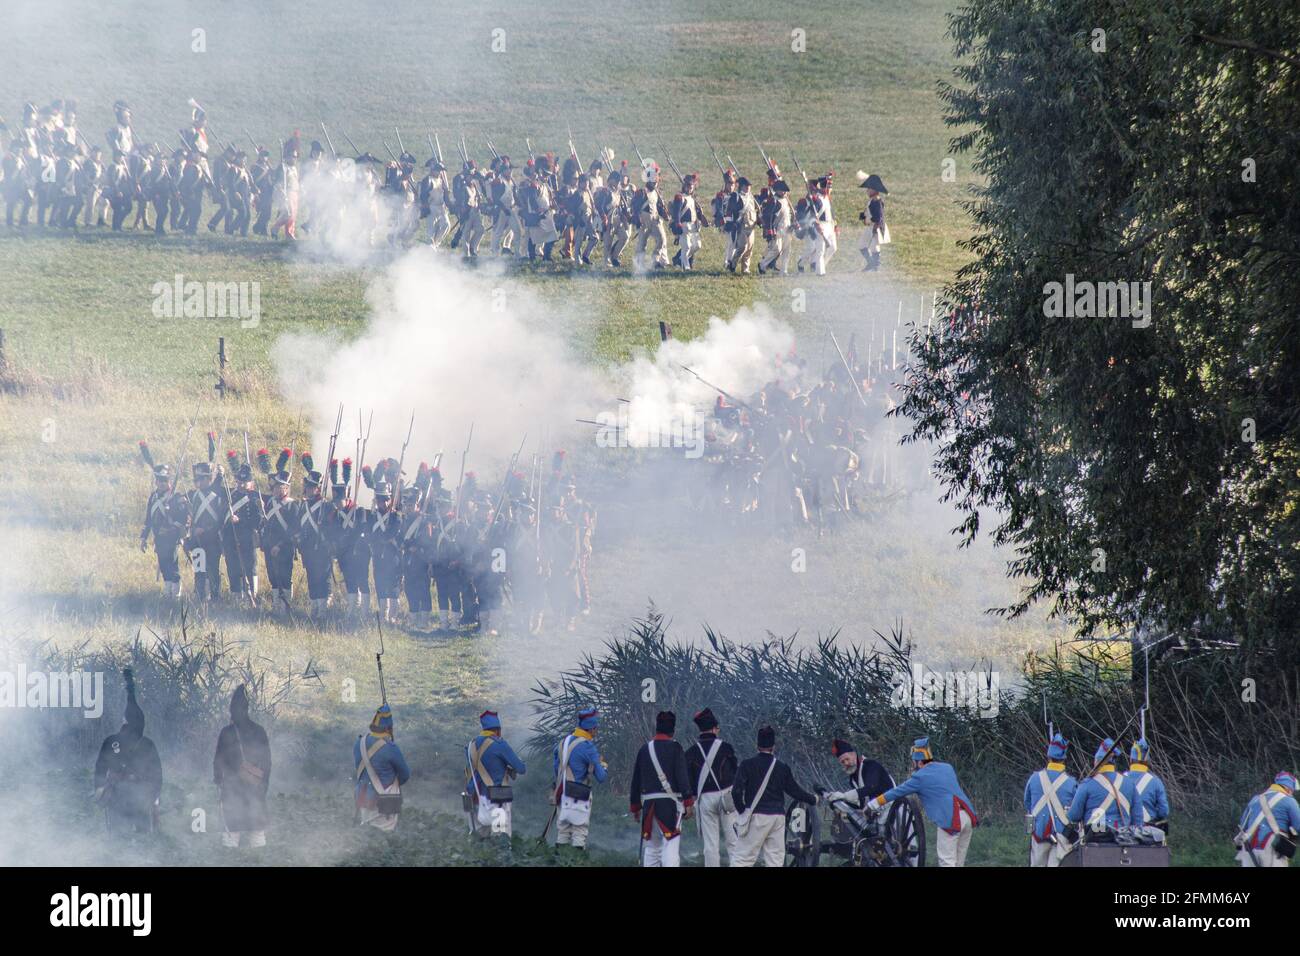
[901,0,1300,668]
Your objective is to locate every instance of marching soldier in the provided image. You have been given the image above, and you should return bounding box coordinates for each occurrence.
[3,139,35,227]
[259,461,297,615]
[177,149,206,234]
[270,136,300,240]
[464,710,526,838]
[251,147,274,236]
[868,737,978,867]
[226,151,254,236]
[324,459,372,618]
[629,711,694,867]
[1125,738,1169,840]
[520,159,559,260]
[712,168,738,269]
[569,173,600,266]
[758,180,794,275]
[138,454,189,600]
[108,148,136,231]
[808,175,837,275]
[294,463,334,619]
[632,170,669,270]
[452,160,485,258]
[223,456,264,607]
[354,704,410,832]
[106,100,134,158]
[1023,732,1076,867]
[77,144,107,227]
[551,706,608,853]
[670,172,704,271]
[724,177,759,274]
[730,726,818,867]
[684,707,738,867]
[367,479,404,624]
[186,458,228,603]
[399,481,433,629]
[856,172,889,271]
[93,669,163,834]
[1065,738,1139,842]
[1235,771,1299,867]
[598,167,634,267]
[206,144,235,232]
[213,685,272,848]
[421,158,452,246]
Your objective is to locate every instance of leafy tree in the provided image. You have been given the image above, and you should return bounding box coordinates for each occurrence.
[901,0,1300,672]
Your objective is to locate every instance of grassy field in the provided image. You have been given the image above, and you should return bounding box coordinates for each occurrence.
[0,0,1173,866]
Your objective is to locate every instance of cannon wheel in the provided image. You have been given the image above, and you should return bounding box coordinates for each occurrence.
[784,800,821,867]
[883,795,926,867]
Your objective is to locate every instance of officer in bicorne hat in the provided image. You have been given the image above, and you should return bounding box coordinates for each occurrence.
[856,172,889,271]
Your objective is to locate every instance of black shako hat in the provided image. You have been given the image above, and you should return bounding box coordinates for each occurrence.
[655,711,676,735]
[757,725,776,748]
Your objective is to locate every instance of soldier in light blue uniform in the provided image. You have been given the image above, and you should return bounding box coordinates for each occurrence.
[1125,738,1169,841]
[1024,732,1077,866]
[1066,738,1138,842]
[550,705,608,853]
[353,704,410,832]
[465,709,526,838]
[870,737,978,866]
[1235,771,1300,867]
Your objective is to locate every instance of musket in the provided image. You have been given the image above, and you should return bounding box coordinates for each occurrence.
[341,129,362,158]
[628,134,647,174]
[286,408,304,478]
[484,433,528,538]
[393,411,415,509]
[325,403,344,475]
[567,123,581,168]
[453,422,474,517]
[394,127,407,157]
[657,140,683,185]
[525,137,536,162]
[789,150,809,185]
[319,123,338,160]
[173,399,202,492]
[746,124,775,175]
[704,136,727,176]
[828,328,869,408]
[382,139,398,163]
[725,152,739,177]
[374,614,391,736]
[354,409,374,505]
[679,365,763,416]
[484,136,500,162]
[243,127,261,155]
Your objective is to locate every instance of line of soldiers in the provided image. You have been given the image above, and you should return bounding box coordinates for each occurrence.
[1025,733,1300,867]
[138,437,596,634]
[93,670,271,849]
[1,97,891,274]
[693,343,910,529]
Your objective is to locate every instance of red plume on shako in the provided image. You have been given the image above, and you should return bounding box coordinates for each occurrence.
[138,440,155,469]
[256,448,272,474]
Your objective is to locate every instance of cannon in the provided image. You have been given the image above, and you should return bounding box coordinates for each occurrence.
[785,793,926,867]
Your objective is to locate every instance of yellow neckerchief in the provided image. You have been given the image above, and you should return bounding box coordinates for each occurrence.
[1046,761,1065,772]
[1129,762,1149,772]
[479,729,500,739]
[572,727,594,741]
[1268,784,1292,796]
[1095,763,1116,775]
[369,730,392,742]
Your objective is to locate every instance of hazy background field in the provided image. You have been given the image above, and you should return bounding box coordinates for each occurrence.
[0,0,1106,864]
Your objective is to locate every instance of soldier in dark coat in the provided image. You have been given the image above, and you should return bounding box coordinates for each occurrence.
[138,455,189,600]
[259,463,297,615]
[185,459,228,603]
[294,465,334,620]
[93,669,163,834]
[629,711,695,866]
[222,458,264,607]
[367,479,403,623]
[213,685,272,848]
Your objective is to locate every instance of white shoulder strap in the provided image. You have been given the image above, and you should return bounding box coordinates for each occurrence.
[645,740,676,797]
[1031,769,1070,823]
[696,739,723,797]
[740,755,779,822]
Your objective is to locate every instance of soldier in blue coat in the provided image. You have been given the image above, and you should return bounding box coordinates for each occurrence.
[353,704,410,832]
[1024,732,1077,866]
[1235,771,1299,867]
[1066,738,1139,842]
[1125,738,1169,841]
[870,737,978,866]
[550,706,608,852]
[465,709,526,838]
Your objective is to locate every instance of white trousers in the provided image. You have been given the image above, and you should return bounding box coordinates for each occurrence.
[697,790,738,867]
[936,809,974,867]
[679,222,701,268]
[730,813,785,867]
[427,204,451,245]
[642,825,681,867]
[1237,843,1288,867]
[1029,836,1063,867]
[556,819,588,848]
